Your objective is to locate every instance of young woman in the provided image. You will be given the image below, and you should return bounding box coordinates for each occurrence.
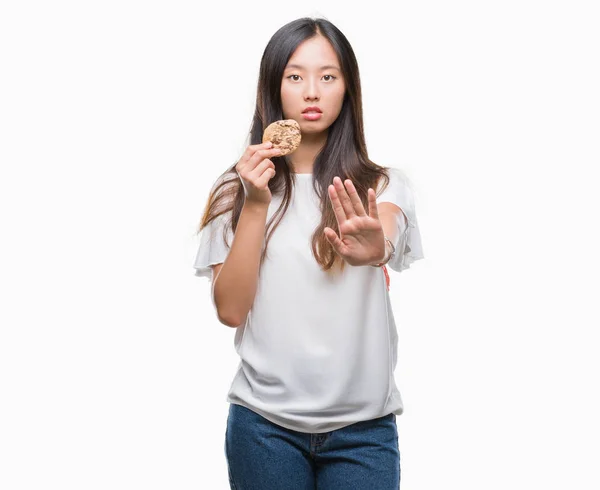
[194,17,424,489]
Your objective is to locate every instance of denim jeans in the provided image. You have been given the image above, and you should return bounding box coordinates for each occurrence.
[224,403,400,489]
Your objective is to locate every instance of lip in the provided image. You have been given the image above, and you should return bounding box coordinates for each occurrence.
[302,112,322,121]
[302,106,322,113]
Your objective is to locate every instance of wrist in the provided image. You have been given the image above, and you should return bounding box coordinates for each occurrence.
[370,236,395,267]
[242,201,269,216]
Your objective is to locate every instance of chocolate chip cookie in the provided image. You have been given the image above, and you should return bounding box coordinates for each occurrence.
[262,119,301,155]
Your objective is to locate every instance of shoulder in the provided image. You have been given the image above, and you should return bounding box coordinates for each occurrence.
[376,166,413,195]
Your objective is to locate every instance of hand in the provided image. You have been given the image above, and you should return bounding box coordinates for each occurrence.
[235,141,282,206]
[324,176,387,267]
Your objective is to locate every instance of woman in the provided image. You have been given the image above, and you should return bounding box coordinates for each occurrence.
[194,16,424,489]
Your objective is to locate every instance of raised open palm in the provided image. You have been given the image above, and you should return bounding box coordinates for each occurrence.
[323,176,386,267]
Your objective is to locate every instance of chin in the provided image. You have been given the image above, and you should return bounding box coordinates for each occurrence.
[299,119,326,128]
[300,126,326,135]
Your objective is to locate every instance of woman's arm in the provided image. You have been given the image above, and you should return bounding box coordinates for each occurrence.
[367,202,407,265]
[212,201,269,328]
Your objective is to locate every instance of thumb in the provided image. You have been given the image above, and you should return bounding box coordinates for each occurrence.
[324,227,341,251]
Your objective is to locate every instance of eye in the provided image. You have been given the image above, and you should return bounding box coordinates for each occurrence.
[285,74,338,82]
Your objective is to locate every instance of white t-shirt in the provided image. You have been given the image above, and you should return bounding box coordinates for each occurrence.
[193,167,424,433]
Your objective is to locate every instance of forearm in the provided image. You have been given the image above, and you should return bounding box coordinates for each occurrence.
[367,211,400,266]
[213,202,268,326]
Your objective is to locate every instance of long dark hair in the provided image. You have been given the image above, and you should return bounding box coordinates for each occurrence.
[197,17,393,276]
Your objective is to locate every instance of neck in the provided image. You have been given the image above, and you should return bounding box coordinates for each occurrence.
[289,130,327,174]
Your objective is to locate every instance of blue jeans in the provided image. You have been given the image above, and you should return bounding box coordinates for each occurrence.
[225,403,400,489]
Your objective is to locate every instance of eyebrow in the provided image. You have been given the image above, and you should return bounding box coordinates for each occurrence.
[285,64,341,71]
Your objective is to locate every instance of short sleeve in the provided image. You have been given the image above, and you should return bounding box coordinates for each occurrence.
[376,167,425,273]
[193,211,234,281]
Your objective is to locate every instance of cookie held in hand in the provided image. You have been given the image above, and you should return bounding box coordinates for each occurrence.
[262,119,301,155]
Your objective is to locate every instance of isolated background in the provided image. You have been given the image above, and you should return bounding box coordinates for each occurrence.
[1,0,599,488]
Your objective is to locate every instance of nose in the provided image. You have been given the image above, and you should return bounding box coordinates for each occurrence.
[303,77,320,101]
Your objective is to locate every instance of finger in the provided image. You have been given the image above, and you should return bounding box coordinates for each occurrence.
[244,148,282,173]
[256,166,276,187]
[342,178,367,217]
[243,141,274,163]
[333,176,357,218]
[367,188,380,220]
[328,182,349,225]
[324,227,343,255]
[253,141,273,152]
[249,158,275,181]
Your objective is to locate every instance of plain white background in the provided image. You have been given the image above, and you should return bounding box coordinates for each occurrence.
[1,1,599,488]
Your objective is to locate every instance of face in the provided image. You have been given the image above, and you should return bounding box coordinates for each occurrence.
[281,35,346,135]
